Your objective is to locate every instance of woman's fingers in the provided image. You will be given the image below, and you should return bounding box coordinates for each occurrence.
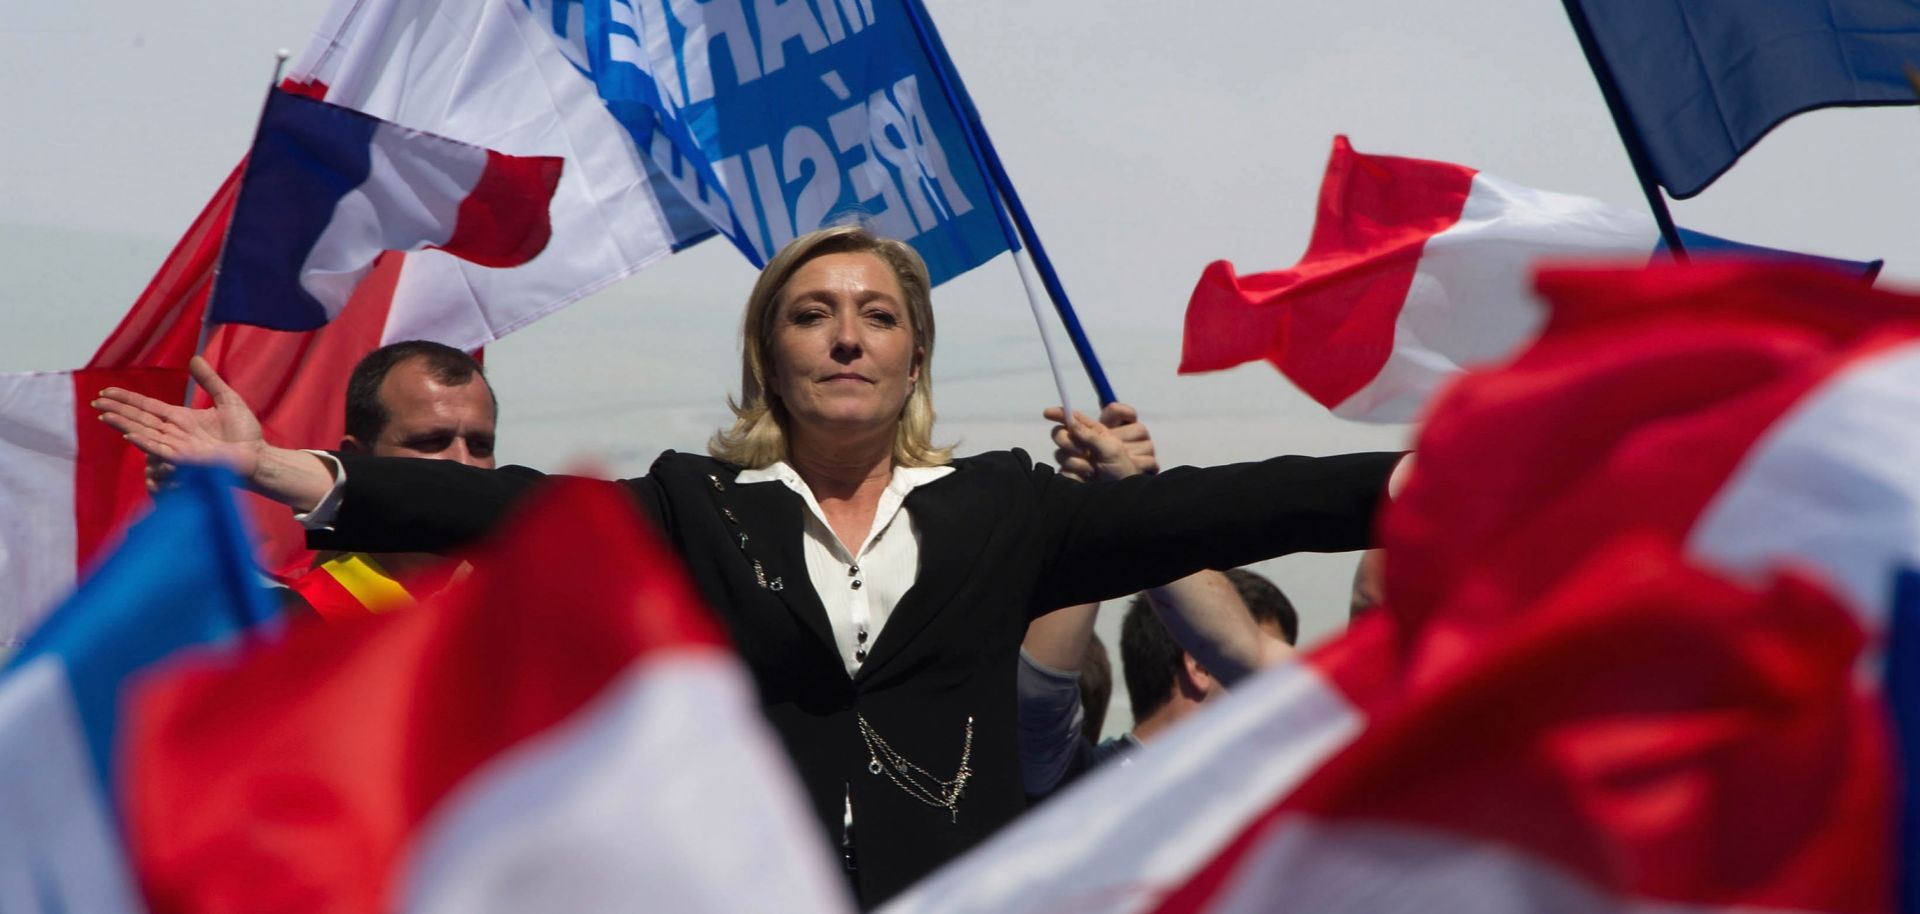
[1058,455,1095,481]
[100,411,174,444]
[93,396,173,434]
[123,431,176,462]
[95,385,183,423]
[1051,424,1078,452]
[188,355,243,407]
[1098,402,1139,428]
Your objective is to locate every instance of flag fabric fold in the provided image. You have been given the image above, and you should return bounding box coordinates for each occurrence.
[127,478,853,914]
[1566,0,1920,198]
[1181,135,1880,423]
[1388,261,1920,634]
[209,90,563,331]
[1152,537,1889,914]
[0,466,277,913]
[891,260,1911,913]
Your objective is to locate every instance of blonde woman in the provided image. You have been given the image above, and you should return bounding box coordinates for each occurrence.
[97,224,1403,907]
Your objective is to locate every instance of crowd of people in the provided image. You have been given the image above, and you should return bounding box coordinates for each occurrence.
[96,224,1405,908]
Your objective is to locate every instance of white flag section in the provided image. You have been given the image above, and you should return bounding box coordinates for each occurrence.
[1687,342,1920,629]
[397,658,851,914]
[286,0,708,351]
[1327,171,1657,422]
[0,658,144,914]
[0,372,78,648]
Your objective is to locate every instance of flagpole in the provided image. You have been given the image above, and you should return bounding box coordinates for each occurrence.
[897,0,1120,408]
[188,48,291,407]
[1559,0,1689,263]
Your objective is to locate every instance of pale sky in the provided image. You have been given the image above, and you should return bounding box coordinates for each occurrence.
[5,0,1918,732]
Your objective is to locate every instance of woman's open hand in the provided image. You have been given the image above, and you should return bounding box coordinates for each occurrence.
[94,356,266,486]
[1044,402,1158,482]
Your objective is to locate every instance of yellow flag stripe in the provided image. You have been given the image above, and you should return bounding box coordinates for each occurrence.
[321,553,413,613]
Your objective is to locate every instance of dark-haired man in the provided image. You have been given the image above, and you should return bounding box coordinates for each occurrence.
[284,341,495,618]
[1019,565,1298,796]
[1119,569,1296,746]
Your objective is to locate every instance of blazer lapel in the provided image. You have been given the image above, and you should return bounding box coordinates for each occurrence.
[720,475,838,657]
[856,473,981,682]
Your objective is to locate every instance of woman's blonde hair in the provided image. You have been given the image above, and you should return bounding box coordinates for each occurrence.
[709,224,952,469]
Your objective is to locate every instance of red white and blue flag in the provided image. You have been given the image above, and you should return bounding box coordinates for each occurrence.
[126,478,852,914]
[889,261,1913,913]
[1180,136,1881,423]
[208,90,562,331]
[0,466,278,913]
[0,0,711,636]
[0,466,850,912]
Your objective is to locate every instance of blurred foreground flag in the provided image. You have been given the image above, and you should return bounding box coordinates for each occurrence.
[1565,1,1920,199]
[886,543,1891,914]
[126,479,853,914]
[0,466,276,914]
[208,89,563,331]
[1380,260,1920,913]
[1388,262,1920,637]
[891,261,1911,914]
[1179,136,1879,423]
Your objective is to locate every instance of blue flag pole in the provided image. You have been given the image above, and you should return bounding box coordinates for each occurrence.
[897,0,1120,406]
[1559,0,1689,262]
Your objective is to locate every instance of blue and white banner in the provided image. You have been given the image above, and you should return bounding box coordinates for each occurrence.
[536,0,1010,284]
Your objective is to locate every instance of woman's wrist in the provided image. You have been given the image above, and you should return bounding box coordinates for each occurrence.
[249,445,336,512]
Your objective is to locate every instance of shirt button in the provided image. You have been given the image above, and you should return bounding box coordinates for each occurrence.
[855,649,868,662]
[851,579,863,590]
[848,565,859,576]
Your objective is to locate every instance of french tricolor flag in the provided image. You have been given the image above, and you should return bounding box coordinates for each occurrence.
[887,262,1915,914]
[126,479,853,914]
[208,89,563,331]
[2,0,703,641]
[1181,136,1880,423]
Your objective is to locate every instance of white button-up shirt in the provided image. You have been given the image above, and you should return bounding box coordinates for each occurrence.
[736,460,953,676]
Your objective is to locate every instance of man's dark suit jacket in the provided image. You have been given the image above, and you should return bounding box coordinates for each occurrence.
[312,447,1400,907]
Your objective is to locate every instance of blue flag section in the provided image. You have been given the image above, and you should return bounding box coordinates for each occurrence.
[2,465,278,793]
[1567,1,1920,199]
[1655,228,1884,282]
[212,90,381,330]
[551,0,1010,284]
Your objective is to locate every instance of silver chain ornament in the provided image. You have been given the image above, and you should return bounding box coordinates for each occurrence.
[857,713,973,823]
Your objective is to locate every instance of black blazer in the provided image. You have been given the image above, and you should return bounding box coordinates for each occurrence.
[312,447,1400,906]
